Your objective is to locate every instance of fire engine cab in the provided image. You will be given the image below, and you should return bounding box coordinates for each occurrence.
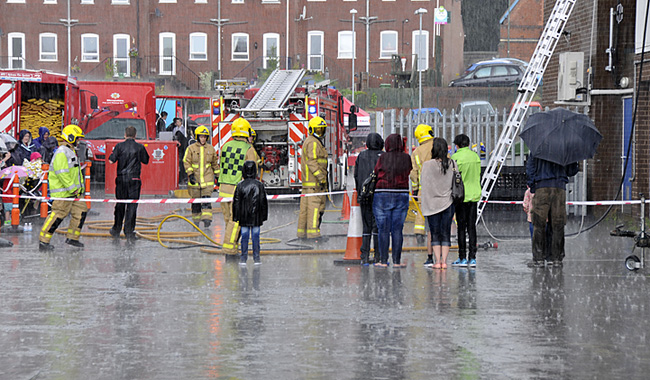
[210,69,352,192]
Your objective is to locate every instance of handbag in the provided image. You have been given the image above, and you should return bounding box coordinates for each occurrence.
[451,166,465,203]
[358,171,378,205]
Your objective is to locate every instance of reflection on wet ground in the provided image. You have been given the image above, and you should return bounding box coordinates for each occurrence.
[1,201,650,379]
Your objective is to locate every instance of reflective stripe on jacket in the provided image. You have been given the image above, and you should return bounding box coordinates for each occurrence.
[409,139,433,190]
[301,135,328,188]
[49,144,83,198]
[184,142,219,188]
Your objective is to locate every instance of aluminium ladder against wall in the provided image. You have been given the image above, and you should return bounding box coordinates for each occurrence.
[242,69,306,111]
[476,0,577,222]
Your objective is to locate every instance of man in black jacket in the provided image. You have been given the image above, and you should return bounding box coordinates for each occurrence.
[353,133,384,265]
[233,160,268,265]
[108,126,150,244]
[526,154,579,267]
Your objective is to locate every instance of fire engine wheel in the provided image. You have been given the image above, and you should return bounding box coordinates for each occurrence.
[625,255,641,271]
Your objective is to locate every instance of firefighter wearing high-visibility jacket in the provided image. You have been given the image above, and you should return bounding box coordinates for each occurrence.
[410,124,434,238]
[297,116,329,239]
[183,125,219,228]
[39,124,88,251]
[218,117,260,254]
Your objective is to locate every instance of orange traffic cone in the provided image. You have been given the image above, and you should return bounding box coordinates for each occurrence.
[340,191,351,220]
[334,191,363,265]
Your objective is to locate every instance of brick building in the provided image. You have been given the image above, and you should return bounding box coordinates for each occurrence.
[498,0,544,60]
[541,0,637,205]
[0,0,465,91]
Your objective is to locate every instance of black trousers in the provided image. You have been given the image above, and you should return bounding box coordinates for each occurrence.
[360,203,379,261]
[111,177,141,239]
[455,201,478,260]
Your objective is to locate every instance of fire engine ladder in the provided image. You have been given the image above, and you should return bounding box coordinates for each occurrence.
[242,69,306,111]
[476,0,577,222]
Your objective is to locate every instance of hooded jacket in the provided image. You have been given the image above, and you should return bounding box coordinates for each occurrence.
[233,161,269,227]
[32,127,50,150]
[38,136,59,165]
[354,133,383,191]
[15,129,34,165]
[374,134,412,191]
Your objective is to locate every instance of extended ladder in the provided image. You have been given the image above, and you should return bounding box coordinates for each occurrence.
[476,0,577,222]
[243,69,305,111]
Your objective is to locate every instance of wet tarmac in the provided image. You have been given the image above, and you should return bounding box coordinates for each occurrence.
[2,196,650,379]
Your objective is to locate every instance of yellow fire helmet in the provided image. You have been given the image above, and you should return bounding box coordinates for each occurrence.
[414,124,434,144]
[231,117,251,138]
[308,116,328,136]
[195,125,210,136]
[62,124,85,144]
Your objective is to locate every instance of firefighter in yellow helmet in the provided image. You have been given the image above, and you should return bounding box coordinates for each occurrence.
[183,125,219,228]
[297,116,329,239]
[39,124,88,251]
[410,124,434,261]
[218,117,260,255]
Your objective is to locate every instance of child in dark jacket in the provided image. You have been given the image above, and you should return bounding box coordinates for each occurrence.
[233,160,268,265]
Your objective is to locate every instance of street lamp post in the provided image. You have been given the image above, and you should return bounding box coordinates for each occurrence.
[350,9,357,105]
[415,8,427,121]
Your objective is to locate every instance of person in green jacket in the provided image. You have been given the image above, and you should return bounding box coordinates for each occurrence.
[39,124,88,251]
[450,134,482,267]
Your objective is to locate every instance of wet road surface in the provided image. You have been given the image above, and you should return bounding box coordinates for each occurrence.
[1,198,650,379]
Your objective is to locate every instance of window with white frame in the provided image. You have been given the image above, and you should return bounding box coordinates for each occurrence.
[80,0,94,4]
[412,30,429,71]
[81,33,99,62]
[159,32,176,75]
[232,33,249,60]
[7,0,26,4]
[158,0,176,3]
[43,0,57,4]
[111,0,129,4]
[263,33,280,69]
[113,34,130,77]
[39,33,57,61]
[232,0,243,3]
[189,33,207,60]
[338,31,355,59]
[380,31,398,59]
[195,0,207,3]
[307,31,324,71]
[8,33,25,69]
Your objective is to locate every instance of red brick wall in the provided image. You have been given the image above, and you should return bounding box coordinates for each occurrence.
[0,0,465,88]
[498,0,544,60]
[542,0,638,205]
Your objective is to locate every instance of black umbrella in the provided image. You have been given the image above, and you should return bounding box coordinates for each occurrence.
[519,108,602,166]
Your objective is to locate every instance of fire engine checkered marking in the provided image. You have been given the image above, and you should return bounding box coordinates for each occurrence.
[0,83,17,134]
[220,146,246,176]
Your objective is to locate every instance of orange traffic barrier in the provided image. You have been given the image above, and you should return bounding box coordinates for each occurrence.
[84,161,92,209]
[40,163,49,218]
[11,175,19,227]
[342,191,362,261]
[340,191,350,220]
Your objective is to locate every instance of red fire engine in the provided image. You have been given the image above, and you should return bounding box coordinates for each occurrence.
[210,70,352,192]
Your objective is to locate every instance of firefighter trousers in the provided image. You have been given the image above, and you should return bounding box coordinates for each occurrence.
[40,199,88,244]
[297,187,326,239]
[414,200,426,236]
[219,186,239,254]
[189,186,213,222]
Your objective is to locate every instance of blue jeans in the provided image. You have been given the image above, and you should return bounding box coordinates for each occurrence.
[240,226,260,262]
[427,204,455,247]
[372,191,409,265]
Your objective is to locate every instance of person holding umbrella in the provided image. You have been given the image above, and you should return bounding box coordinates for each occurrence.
[521,108,602,268]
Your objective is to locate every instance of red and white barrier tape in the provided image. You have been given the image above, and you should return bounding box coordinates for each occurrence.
[0,190,349,204]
